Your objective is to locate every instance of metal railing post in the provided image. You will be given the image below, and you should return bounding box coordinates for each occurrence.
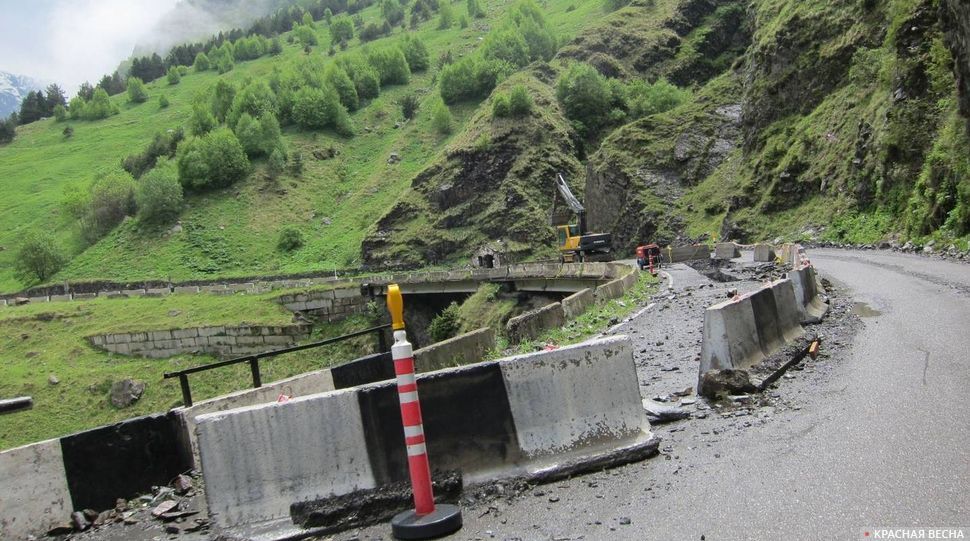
[178,374,193,407]
[250,358,262,388]
[377,327,388,352]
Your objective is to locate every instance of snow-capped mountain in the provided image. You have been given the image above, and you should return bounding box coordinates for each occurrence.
[0,71,44,119]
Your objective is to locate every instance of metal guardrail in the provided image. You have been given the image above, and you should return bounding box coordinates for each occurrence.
[163,324,391,407]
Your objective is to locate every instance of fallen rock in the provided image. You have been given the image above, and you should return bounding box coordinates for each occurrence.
[109,379,145,408]
[71,511,91,531]
[48,374,59,385]
[174,474,193,494]
[699,369,757,398]
[642,399,690,423]
[151,499,179,517]
[673,386,693,397]
[47,522,74,536]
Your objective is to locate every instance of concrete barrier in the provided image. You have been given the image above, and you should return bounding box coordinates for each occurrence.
[699,293,764,376]
[754,244,776,262]
[174,369,338,468]
[59,413,189,511]
[667,244,711,263]
[562,288,594,319]
[0,439,73,540]
[699,278,809,383]
[196,389,376,531]
[414,327,496,372]
[790,265,828,323]
[506,302,565,344]
[769,279,805,343]
[714,242,741,259]
[195,336,656,538]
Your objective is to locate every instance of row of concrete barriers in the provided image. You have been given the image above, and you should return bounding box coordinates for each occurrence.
[194,335,657,539]
[699,262,828,385]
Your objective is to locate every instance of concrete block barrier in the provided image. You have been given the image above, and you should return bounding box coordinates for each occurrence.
[195,336,656,538]
[699,278,809,385]
[562,288,594,319]
[714,242,741,259]
[667,244,711,263]
[790,265,829,323]
[0,414,190,540]
[506,302,565,344]
[753,244,776,262]
[414,327,496,372]
[196,390,376,531]
[769,279,805,343]
[699,293,764,376]
[0,439,73,540]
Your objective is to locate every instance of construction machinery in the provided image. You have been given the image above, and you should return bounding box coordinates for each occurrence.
[552,173,612,263]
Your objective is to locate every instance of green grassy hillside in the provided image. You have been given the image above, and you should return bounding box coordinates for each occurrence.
[0,0,605,294]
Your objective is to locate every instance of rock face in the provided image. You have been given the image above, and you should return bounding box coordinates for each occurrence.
[109,379,146,408]
[941,0,970,134]
[361,68,582,268]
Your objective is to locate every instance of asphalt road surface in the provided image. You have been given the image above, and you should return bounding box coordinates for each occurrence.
[353,249,970,541]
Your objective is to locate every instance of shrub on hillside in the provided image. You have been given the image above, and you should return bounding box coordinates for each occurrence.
[492,94,510,118]
[326,64,360,111]
[438,2,455,29]
[80,171,138,244]
[123,128,185,178]
[53,104,67,122]
[136,161,184,225]
[338,56,381,99]
[189,102,217,135]
[176,128,251,190]
[331,16,355,45]
[268,147,287,178]
[556,62,612,137]
[167,67,181,85]
[193,52,211,71]
[467,0,484,18]
[439,57,509,104]
[14,231,66,285]
[292,86,354,136]
[227,81,278,128]
[211,80,236,122]
[277,227,305,252]
[401,36,430,72]
[234,112,282,157]
[368,47,411,86]
[482,27,529,68]
[158,94,170,108]
[81,88,119,120]
[127,77,149,103]
[508,85,533,116]
[294,24,318,47]
[430,98,453,134]
[401,94,419,120]
[624,78,689,118]
[0,115,15,144]
[428,302,461,341]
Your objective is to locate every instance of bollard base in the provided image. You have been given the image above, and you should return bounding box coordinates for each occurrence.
[391,504,462,540]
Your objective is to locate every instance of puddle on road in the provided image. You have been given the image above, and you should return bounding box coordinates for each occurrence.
[851,302,882,318]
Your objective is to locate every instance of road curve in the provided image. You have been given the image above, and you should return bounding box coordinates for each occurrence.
[380,249,970,541]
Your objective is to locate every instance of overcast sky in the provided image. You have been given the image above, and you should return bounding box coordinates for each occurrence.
[0,0,178,93]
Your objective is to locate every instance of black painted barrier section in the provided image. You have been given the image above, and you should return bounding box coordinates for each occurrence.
[357,362,521,485]
[750,287,785,357]
[60,412,189,510]
[331,352,395,390]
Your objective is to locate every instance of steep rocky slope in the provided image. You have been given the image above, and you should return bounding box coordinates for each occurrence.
[942,0,970,134]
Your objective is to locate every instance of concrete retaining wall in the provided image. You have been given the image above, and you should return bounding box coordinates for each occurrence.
[714,242,741,259]
[276,288,369,321]
[506,302,566,344]
[562,288,595,319]
[194,336,655,537]
[667,244,711,263]
[88,324,312,359]
[413,327,496,372]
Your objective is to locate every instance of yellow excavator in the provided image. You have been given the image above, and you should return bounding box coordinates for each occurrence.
[552,173,612,263]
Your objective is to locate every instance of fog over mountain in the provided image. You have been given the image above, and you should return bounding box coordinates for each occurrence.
[133,0,296,57]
